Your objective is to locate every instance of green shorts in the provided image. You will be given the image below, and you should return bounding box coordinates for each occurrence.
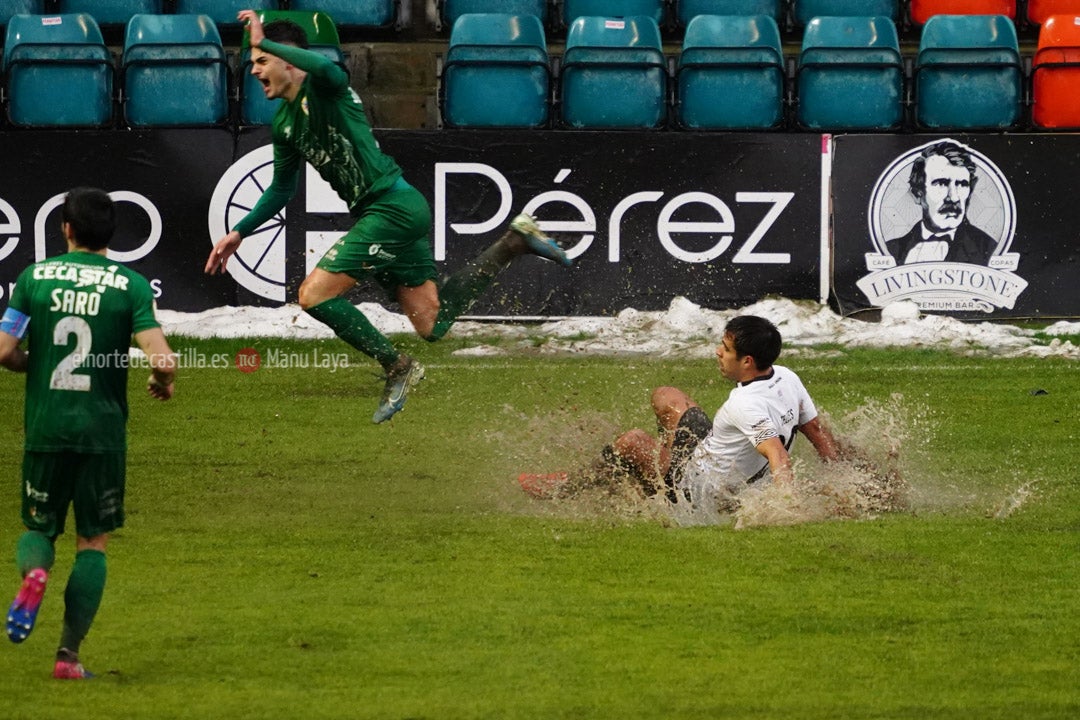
[22,450,126,539]
[317,182,437,297]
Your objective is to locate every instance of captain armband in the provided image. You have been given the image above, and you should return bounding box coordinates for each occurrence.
[0,307,29,340]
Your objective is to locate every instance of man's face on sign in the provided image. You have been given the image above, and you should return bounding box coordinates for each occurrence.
[921,154,972,233]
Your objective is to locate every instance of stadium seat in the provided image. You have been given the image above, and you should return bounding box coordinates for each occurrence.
[289,0,398,30]
[441,13,550,128]
[675,14,784,129]
[438,0,548,32]
[239,9,345,125]
[173,0,277,31]
[55,1,165,28]
[1027,0,1080,26]
[2,13,114,127]
[559,15,667,129]
[562,0,665,28]
[792,0,900,27]
[1,1,46,28]
[914,14,1022,129]
[796,15,903,130]
[909,0,1017,26]
[676,1,784,27]
[1032,14,1080,127]
[121,13,228,127]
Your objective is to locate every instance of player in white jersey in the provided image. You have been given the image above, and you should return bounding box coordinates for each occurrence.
[607,315,841,511]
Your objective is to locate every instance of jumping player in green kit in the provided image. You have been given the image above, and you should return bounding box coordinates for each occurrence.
[0,187,177,679]
[205,10,573,423]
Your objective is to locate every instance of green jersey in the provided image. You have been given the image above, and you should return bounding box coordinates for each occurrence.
[233,40,403,237]
[5,252,160,453]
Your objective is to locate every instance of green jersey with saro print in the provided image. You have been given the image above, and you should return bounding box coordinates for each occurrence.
[5,251,160,453]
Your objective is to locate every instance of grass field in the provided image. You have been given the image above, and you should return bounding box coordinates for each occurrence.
[0,334,1077,719]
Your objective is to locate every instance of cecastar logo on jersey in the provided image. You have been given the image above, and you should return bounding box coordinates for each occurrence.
[858,138,1028,313]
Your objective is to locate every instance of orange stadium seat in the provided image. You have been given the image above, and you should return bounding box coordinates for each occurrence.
[909,0,1016,26]
[1027,0,1080,26]
[1032,14,1080,127]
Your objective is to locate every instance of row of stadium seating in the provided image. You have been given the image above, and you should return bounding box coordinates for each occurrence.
[3,1,1078,37]
[4,9,1080,130]
[439,13,1080,131]
[0,11,347,127]
[431,0,1071,35]
[0,1,404,33]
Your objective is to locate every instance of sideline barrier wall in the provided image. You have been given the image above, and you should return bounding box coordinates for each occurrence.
[0,129,1074,320]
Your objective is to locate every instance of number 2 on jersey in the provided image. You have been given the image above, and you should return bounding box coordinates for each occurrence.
[50,315,92,391]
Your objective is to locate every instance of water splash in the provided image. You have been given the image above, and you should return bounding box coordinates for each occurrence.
[493,392,1040,529]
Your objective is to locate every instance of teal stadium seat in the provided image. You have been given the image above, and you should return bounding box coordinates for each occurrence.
[289,0,398,30]
[122,13,228,127]
[792,0,900,26]
[173,0,278,30]
[2,13,114,127]
[1,1,46,27]
[240,10,345,125]
[441,13,550,128]
[563,0,665,28]
[56,1,165,28]
[439,0,548,32]
[1027,0,1080,26]
[676,1,784,27]
[559,15,667,129]
[676,14,784,129]
[796,15,903,130]
[915,14,1022,129]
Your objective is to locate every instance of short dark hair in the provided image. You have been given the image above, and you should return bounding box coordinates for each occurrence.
[725,315,781,370]
[61,187,115,251]
[263,19,309,49]
[908,140,978,204]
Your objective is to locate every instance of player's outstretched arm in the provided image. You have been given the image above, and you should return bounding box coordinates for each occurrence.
[205,231,244,275]
[135,327,177,401]
[238,9,265,47]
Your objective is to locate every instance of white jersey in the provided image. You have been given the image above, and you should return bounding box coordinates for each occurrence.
[678,365,818,508]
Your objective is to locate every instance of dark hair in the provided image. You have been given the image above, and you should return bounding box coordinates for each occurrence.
[61,187,115,251]
[263,19,309,49]
[725,315,781,370]
[908,140,978,204]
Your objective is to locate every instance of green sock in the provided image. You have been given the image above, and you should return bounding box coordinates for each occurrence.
[16,531,55,577]
[429,240,515,341]
[306,297,399,368]
[59,549,107,656]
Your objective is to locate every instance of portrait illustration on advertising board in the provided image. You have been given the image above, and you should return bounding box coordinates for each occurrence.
[859,139,1028,313]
